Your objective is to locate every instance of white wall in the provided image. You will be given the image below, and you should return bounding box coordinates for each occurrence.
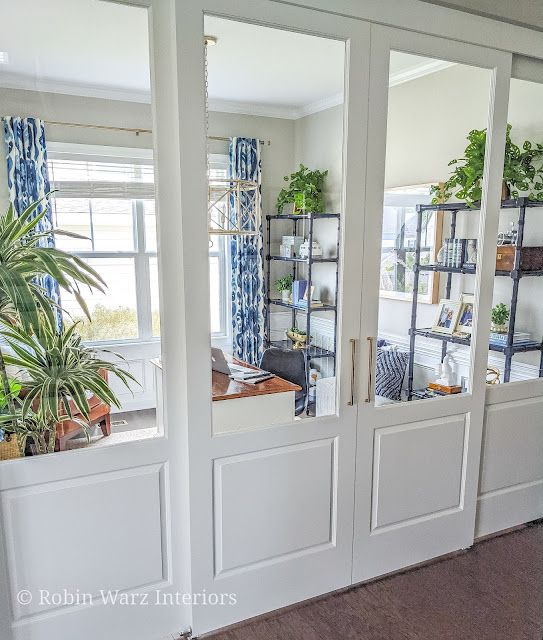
[293,105,343,305]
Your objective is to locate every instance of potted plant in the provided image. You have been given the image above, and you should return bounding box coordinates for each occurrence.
[275,274,294,303]
[0,199,134,457]
[2,314,136,455]
[431,124,543,207]
[276,164,328,214]
[491,303,510,333]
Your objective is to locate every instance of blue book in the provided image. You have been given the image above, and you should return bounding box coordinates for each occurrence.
[292,280,308,306]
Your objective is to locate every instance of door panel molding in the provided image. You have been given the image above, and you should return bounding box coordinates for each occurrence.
[476,396,543,537]
[213,439,337,576]
[371,415,467,530]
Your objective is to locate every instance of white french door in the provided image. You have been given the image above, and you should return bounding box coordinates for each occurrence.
[0,3,191,640]
[174,1,371,634]
[352,24,512,582]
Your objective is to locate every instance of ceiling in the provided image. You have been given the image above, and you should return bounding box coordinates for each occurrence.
[0,0,454,119]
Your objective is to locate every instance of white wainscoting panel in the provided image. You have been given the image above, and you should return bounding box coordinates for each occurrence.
[476,396,543,537]
[214,439,336,576]
[372,415,467,530]
[99,341,161,413]
[2,464,165,620]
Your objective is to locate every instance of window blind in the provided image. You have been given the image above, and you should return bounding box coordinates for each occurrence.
[48,157,155,199]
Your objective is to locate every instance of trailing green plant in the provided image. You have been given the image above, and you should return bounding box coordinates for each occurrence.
[431,124,543,207]
[491,303,510,327]
[276,164,328,214]
[274,274,294,293]
[1,313,137,454]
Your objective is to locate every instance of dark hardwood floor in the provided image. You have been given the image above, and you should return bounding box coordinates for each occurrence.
[207,522,543,640]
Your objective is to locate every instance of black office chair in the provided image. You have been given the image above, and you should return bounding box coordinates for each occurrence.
[260,347,308,416]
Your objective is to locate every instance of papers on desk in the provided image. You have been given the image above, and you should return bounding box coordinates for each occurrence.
[229,364,274,385]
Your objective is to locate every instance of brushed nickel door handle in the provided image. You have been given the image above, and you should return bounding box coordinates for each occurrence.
[347,338,356,406]
[365,336,375,403]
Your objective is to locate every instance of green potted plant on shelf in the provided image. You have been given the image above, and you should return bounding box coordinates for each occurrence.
[491,303,510,334]
[275,274,294,303]
[276,164,328,214]
[430,124,543,207]
[0,199,136,457]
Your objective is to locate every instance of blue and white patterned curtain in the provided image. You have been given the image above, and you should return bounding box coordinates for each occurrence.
[230,137,265,365]
[2,116,61,310]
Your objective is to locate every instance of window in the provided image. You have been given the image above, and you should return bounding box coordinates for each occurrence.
[208,154,231,339]
[380,185,441,304]
[48,147,230,343]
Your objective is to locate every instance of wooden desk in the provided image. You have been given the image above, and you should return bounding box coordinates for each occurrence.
[151,357,301,434]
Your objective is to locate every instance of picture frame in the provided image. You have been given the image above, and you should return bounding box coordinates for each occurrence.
[456,293,475,335]
[379,185,443,305]
[432,298,462,335]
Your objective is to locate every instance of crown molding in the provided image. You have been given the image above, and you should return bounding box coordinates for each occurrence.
[0,72,151,104]
[0,59,455,120]
[295,92,344,119]
[389,59,455,88]
[208,98,298,120]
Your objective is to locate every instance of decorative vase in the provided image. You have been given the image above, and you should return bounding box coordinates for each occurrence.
[286,329,308,350]
[281,290,290,303]
[490,322,508,333]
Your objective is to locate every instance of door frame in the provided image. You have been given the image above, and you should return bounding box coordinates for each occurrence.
[352,23,512,581]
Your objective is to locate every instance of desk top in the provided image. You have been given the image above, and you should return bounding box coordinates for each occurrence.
[212,368,301,402]
[151,357,301,402]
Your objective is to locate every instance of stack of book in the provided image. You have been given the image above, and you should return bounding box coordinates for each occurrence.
[443,238,466,268]
[489,331,532,346]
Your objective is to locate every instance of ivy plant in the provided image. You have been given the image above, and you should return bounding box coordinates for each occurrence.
[431,124,543,207]
[491,303,510,327]
[274,274,294,293]
[276,164,328,214]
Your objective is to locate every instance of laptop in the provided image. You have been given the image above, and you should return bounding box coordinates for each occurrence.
[211,348,272,381]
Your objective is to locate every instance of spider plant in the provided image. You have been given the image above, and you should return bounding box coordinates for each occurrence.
[2,313,138,454]
[0,198,106,441]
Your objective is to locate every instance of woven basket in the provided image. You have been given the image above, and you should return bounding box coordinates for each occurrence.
[0,434,22,461]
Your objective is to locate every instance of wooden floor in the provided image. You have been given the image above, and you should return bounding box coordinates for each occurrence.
[207,522,543,640]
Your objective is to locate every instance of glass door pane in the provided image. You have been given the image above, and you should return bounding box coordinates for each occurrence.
[204,15,346,432]
[486,76,543,384]
[373,51,493,405]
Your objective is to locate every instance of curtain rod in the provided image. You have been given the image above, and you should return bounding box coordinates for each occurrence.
[44,121,270,145]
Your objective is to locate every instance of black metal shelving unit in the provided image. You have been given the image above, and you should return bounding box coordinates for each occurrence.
[408,197,543,398]
[265,213,340,414]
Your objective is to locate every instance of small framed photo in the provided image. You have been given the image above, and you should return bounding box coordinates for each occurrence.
[456,293,475,335]
[432,298,461,334]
